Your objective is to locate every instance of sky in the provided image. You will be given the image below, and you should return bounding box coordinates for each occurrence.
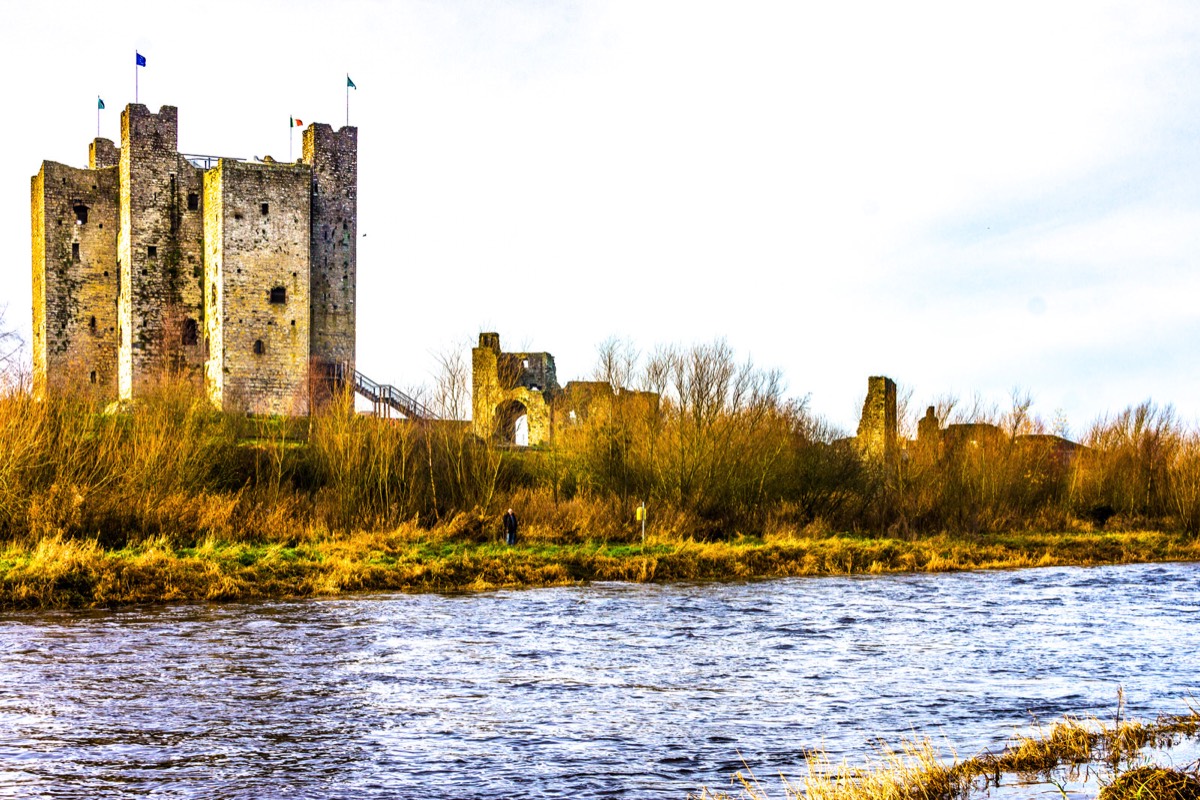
[2,0,1200,437]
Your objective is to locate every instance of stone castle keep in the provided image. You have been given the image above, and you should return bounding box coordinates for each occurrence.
[31,103,357,414]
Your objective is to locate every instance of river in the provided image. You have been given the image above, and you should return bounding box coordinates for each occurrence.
[1,562,1197,798]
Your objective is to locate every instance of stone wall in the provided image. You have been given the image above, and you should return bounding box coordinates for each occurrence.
[857,375,897,465]
[203,160,311,415]
[117,104,205,399]
[30,159,119,398]
[303,124,357,381]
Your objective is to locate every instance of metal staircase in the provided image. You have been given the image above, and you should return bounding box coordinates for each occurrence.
[353,370,438,420]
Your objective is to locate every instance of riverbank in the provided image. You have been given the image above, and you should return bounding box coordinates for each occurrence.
[2,528,1198,609]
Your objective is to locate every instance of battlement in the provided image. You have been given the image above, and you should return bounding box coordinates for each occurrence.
[302,123,358,163]
[89,138,119,170]
[121,104,178,152]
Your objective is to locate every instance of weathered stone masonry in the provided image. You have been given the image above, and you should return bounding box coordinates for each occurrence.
[857,375,898,466]
[303,124,357,384]
[470,332,661,448]
[472,332,559,446]
[117,105,206,398]
[31,152,120,398]
[31,103,357,414]
[204,161,311,415]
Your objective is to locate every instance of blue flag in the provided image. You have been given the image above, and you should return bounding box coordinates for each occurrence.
[98,97,105,110]
[136,52,146,67]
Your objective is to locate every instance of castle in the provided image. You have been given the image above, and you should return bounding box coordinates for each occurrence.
[31,103,357,414]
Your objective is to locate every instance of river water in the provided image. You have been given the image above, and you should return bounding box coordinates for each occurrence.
[1,562,1198,799]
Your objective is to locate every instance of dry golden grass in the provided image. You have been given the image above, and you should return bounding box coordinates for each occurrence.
[695,707,1200,800]
[801,740,971,800]
[1100,766,1200,800]
[2,527,1198,609]
[5,369,1200,609]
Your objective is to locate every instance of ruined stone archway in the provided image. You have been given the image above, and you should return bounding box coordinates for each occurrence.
[494,398,529,446]
[472,333,558,447]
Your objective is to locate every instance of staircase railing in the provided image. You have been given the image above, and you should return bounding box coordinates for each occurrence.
[353,370,438,420]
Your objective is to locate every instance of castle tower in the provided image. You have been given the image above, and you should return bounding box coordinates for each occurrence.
[203,160,312,415]
[302,123,357,390]
[472,332,503,439]
[30,140,121,398]
[117,104,206,399]
[857,375,898,467]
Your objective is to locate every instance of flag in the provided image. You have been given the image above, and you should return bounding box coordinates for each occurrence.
[98,97,105,110]
[135,52,146,67]
[291,117,304,127]
[347,75,356,89]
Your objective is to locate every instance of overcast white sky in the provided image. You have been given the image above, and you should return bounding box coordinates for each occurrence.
[2,0,1199,436]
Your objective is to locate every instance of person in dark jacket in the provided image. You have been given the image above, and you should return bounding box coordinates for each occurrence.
[502,508,518,546]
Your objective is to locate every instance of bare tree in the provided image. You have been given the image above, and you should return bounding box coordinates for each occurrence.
[425,346,505,518]
[0,304,21,369]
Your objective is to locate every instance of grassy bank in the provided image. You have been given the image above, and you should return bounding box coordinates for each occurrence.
[5,349,1200,610]
[3,528,1199,610]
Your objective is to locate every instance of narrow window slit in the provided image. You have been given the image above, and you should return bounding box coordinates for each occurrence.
[182,318,198,346]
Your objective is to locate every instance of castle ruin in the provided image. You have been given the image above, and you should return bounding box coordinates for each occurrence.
[471,332,560,445]
[31,103,357,414]
[856,375,898,466]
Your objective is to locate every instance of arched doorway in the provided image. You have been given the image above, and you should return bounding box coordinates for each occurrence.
[494,399,529,446]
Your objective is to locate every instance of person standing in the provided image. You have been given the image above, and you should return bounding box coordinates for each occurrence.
[502,508,518,546]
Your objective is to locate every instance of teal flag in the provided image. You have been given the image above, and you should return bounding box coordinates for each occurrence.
[347,75,356,89]
[97,97,105,110]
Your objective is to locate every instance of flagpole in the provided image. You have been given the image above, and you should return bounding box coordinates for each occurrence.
[97,98,100,138]
[346,74,349,127]
[135,62,138,104]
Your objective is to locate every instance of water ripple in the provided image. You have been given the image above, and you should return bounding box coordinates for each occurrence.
[1,562,1198,798]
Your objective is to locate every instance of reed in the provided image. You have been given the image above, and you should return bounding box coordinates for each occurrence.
[696,706,1200,800]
